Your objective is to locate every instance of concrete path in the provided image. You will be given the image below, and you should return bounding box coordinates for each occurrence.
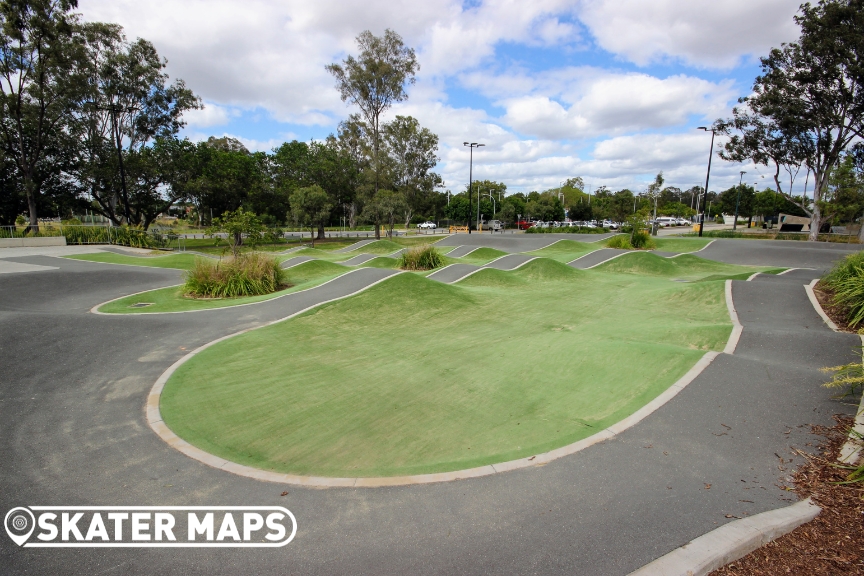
[0,242,860,575]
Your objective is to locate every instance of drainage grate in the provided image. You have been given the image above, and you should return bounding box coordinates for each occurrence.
[129,302,154,308]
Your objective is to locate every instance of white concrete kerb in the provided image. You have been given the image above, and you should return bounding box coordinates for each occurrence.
[804,278,839,332]
[628,498,821,576]
[724,280,743,355]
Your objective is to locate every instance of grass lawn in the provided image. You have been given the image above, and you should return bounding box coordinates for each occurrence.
[66,252,200,270]
[98,260,350,314]
[160,256,747,477]
[594,252,782,281]
[652,238,712,253]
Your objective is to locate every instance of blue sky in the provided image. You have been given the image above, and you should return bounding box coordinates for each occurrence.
[80,0,805,195]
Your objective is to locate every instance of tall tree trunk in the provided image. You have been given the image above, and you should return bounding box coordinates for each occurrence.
[808,171,827,242]
[317,223,325,240]
[24,174,39,233]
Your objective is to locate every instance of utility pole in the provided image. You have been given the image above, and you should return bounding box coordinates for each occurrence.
[463,142,484,234]
[697,127,716,237]
[733,171,746,230]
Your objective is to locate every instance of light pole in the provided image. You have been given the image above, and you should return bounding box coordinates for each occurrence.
[697,126,716,237]
[463,142,484,234]
[476,186,482,231]
[733,170,746,230]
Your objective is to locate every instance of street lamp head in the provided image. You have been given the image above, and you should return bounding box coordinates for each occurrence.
[463,141,469,146]
[740,170,746,175]
[477,143,485,147]
[697,126,708,131]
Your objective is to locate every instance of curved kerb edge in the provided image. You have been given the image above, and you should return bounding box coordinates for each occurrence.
[450,257,537,284]
[804,278,839,332]
[146,271,742,488]
[91,267,364,316]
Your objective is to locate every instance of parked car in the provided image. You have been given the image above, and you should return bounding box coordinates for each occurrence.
[601,220,619,230]
[487,219,503,231]
[675,217,690,226]
[516,220,533,230]
[418,221,436,229]
[656,217,677,227]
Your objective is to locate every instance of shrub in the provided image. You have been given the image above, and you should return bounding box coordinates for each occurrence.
[398,244,444,270]
[605,235,632,249]
[630,230,656,250]
[184,253,287,298]
[822,252,864,328]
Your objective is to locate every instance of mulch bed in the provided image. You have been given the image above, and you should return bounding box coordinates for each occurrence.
[813,282,857,333]
[710,415,864,576]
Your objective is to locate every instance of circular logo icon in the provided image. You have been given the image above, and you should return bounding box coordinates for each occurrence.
[4,507,35,546]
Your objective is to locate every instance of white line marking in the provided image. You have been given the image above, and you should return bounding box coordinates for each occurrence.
[746,272,760,281]
[584,251,631,269]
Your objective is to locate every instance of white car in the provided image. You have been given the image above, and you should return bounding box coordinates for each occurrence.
[418,221,436,229]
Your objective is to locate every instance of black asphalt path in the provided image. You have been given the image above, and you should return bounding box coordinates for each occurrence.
[698,238,859,272]
[568,248,629,269]
[0,242,859,575]
[426,263,480,283]
[279,255,313,268]
[334,239,378,253]
[436,233,615,253]
[483,253,535,270]
[339,253,379,266]
[443,245,481,258]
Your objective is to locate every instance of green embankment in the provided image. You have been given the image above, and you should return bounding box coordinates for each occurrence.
[593,252,780,280]
[99,260,350,314]
[161,257,737,477]
[652,238,712,253]
[65,252,200,270]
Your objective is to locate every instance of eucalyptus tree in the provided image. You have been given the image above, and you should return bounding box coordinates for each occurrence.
[382,115,442,223]
[75,23,200,226]
[0,0,86,232]
[326,29,418,238]
[716,0,864,240]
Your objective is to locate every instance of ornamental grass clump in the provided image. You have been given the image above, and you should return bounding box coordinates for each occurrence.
[399,244,444,271]
[605,235,632,249]
[822,252,864,327]
[184,253,287,298]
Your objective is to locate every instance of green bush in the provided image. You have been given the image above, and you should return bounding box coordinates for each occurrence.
[398,244,444,270]
[630,230,656,250]
[184,253,287,298]
[605,235,632,249]
[822,252,864,328]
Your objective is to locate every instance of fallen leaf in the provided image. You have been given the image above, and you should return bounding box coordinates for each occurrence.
[705,483,712,489]
[280,491,288,496]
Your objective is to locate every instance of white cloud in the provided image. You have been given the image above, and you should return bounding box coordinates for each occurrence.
[578,0,802,68]
[183,103,236,128]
